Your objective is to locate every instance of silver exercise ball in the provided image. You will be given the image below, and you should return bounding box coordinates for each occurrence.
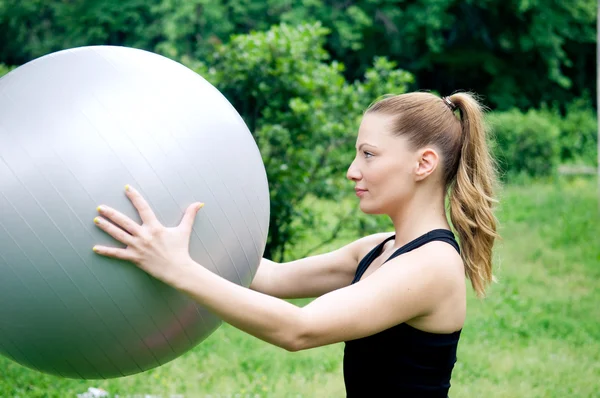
[0,46,269,379]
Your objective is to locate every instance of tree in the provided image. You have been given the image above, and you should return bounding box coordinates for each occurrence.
[0,0,158,65]
[188,23,413,261]
[0,63,14,78]
[1,0,595,110]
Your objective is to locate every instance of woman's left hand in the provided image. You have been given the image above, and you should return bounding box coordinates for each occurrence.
[92,185,204,283]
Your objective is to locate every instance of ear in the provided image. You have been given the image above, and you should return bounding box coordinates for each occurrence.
[414,147,439,181]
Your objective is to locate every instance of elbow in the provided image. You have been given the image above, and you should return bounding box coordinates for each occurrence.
[284,341,301,352]
[287,327,319,352]
[284,314,315,352]
[282,312,313,352]
[280,327,306,352]
[287,333,325,352]
[284,335,308,352]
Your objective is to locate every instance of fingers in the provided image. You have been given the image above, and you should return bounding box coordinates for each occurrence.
[124,185,159,226]
[94,216,136,246]
[181,202,204,234]
[92,244,137,262]
[96,205,142,236]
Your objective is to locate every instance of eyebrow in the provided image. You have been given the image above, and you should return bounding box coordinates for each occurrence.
[356,143,378,150]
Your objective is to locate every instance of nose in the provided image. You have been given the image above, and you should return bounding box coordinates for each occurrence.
[346,158,362,181]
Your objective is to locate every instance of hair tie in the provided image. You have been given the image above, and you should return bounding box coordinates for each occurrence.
[442,96,457,112]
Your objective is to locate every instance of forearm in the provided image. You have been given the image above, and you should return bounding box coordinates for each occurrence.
[171,259,305,351]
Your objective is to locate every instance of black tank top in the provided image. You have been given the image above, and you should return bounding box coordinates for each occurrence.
[344,229,461,397]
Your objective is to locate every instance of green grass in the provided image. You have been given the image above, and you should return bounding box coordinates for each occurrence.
[1,177,599,397]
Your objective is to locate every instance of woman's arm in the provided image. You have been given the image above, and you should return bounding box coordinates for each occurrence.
[168,244,455,352]
[91,186,455,352]
[172,260,304,351]
[248,249,358,299]
[249,234,393,299]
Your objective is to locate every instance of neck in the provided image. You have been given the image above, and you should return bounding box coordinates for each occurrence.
[388,184,451,249]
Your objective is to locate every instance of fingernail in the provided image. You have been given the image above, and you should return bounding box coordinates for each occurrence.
[92,246,98,252]
[196,202,205,210]
[97,206,104,213]
[93,217,100,224]
[125,184,131,192]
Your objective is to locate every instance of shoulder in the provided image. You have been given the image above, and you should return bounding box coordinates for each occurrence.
[395,240,463,282]
[412,239,463,268]
[351,231,395,260]
[382,240,465,311]
[398,241,466,331]
[333,231,395,278]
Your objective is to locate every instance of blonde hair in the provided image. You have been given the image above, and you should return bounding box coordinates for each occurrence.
[366,92,499,297]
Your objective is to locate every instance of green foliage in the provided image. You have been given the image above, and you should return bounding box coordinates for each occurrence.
[488,109,561,179]
[0,0,595,110]
[0,0,56,62]
[265,0,597,109]
[0,63,14,78]
[474,0,597,109]
[150,0,234,59]
[59,0,155,49]
[190,23,413,260]
[489,99,597,181]
[0,0,157,62]
[556,98,598,166]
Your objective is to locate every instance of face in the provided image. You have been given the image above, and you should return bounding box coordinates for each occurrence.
[346,112,435,214]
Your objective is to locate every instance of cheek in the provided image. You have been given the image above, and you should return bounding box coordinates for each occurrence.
[382,162,414,197]
[375,158,412,185]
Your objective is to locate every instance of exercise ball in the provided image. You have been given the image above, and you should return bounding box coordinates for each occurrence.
[0,46,270,379]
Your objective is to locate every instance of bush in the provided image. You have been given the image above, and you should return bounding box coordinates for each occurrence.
[488,108,561,180]
[188,23,414,261]
[0,64,15,78]
[557,98,597,167]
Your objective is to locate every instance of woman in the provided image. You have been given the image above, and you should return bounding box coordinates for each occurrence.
[92,91,499,397]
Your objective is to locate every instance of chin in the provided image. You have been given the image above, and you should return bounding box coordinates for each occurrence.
[359,201,385,215]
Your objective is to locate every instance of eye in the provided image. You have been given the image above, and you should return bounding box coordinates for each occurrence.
[363,151,374,159]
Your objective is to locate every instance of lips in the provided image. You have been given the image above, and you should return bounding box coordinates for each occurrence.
[355,188,367,197]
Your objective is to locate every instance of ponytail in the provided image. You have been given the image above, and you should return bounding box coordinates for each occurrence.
[447,93,499,297]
